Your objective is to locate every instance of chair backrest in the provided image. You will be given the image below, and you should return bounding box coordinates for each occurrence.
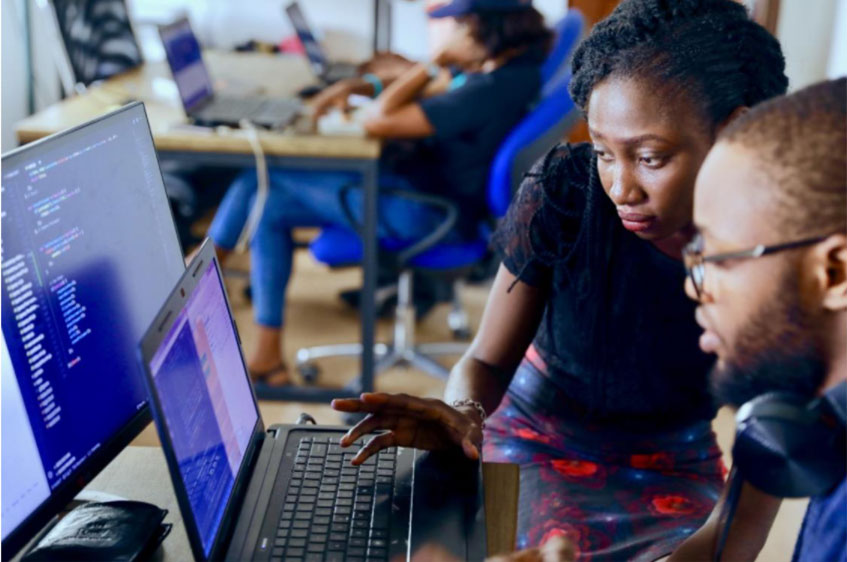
[49,0,143,88]
[540,9,585,91]
[487,71,580,218]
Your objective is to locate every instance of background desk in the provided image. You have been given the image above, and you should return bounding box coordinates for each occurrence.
[15,53,381,402]
[80,446,518,560]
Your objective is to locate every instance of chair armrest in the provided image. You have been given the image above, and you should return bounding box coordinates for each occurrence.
[338,185,459,266]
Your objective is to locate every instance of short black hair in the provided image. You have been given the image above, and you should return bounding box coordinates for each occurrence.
[719,78,847,237]
[569,0,788,126]
[462,7,553,62]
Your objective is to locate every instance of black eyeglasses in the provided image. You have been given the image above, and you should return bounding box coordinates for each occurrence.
[683,233,829,300]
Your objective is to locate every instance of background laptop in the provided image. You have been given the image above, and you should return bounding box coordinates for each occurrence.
[138,240,487,561]
[285,1,358,84]
[158,18,302,129]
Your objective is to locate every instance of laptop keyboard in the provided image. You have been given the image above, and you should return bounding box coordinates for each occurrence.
[203,97,301,127]
[271,436,396,562]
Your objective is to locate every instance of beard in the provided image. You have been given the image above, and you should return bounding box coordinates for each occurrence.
[709,269,827,409]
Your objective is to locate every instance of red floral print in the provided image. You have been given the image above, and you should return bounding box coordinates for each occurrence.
[515,427,553,444]
[630,452,674,470]
[650,494,697,516]
[551,459,598,477]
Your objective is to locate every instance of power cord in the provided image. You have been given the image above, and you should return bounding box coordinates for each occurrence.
[235,119,270,253]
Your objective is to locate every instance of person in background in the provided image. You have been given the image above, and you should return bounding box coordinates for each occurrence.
[670,77,847,561]
[332,0,789,559]
[208,0,552,386]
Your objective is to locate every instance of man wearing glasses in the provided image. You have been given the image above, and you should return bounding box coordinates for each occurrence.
[671,78,846,561]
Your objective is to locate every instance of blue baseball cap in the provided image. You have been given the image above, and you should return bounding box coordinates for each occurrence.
[427,0,532,18]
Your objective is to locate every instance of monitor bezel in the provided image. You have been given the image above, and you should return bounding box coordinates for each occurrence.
[137,239,265,562]
[0,102,183,560]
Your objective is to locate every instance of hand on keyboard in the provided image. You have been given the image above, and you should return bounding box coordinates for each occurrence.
[331,393,483,465]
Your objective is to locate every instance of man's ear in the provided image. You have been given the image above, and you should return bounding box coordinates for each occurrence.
[811,234,847,311]
[715,106,750,137]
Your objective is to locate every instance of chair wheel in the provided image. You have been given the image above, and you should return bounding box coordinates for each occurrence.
[452,327,472,341]
[341,411,367,426]
[298,363,320,384]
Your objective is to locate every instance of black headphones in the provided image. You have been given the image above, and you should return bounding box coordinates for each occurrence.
[713,381,847,561]
[732,380,846,498]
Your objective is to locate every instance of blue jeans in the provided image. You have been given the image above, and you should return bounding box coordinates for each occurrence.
[209,168,454,327]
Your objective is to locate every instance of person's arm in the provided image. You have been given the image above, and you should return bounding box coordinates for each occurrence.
[363,24,481,138]
[444,264,548,423]
[669,477,782,561]
[331,265,548,460]
[362,63,438,138]
[309,60,421,125]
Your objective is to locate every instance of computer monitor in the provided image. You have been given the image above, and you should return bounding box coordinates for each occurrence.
[50,0,144,87]
[285,1,329,77]
[158,18,215,114]
[0,103,184,559]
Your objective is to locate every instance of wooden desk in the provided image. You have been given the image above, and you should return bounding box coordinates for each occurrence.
[15,52,379,161]
[15,53,382,402]
[80,446,518,559]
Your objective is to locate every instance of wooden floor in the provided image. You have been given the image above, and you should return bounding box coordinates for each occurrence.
[131,244,807,561]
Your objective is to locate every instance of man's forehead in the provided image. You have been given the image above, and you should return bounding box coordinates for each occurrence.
[694,142,780,245]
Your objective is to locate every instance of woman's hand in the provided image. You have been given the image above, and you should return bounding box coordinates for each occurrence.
[401,537,575,562]
[488,537,576,562]
[330,392,484,465]
[308,80,356,125]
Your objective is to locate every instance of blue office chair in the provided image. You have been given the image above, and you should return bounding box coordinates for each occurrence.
[540,9,584,96]
[296,72,580,381]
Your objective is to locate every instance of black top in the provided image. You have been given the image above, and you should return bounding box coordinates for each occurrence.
[493,143,716,429]
[383,52,541,227]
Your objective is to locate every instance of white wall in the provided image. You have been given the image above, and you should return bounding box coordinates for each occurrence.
[2,0,64,152]
[2,0,29,152]
[776,0,840,90]
[828,0,847,78]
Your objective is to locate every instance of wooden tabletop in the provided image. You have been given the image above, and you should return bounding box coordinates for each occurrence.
[78,446,518,560]
[15,52,381,160]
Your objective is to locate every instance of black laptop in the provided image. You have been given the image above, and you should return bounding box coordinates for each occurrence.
[137,239,487,561]
[158,18,302,129]
[284,2,358,84]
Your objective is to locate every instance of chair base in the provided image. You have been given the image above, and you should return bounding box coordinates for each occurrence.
[295,270,470,383]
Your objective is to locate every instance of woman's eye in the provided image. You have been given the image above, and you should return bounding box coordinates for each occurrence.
[639,155,665,168]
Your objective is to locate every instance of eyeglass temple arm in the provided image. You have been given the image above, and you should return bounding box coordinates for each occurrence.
[702,235,829,264]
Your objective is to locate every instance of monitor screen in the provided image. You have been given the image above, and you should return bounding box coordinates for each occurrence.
[285,2,327,74]
[52,0,143,87]
[159,19,214,112]
[0,103,184,555]
[147,260,258,556]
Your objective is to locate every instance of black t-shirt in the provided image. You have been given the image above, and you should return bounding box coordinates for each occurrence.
[493,143,717,430]
[382,53,541,227]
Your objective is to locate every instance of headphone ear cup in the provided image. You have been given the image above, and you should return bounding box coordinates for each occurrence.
[733,393,846,498]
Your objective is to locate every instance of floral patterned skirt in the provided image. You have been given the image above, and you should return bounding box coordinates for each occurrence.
[483,347,726,562]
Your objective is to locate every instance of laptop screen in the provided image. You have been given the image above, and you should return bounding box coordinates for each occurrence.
[285,2,327,74]
[159,19,214,112]
[147,260,258,556]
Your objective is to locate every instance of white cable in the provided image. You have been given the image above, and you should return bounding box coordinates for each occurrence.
[235,119,270,253]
